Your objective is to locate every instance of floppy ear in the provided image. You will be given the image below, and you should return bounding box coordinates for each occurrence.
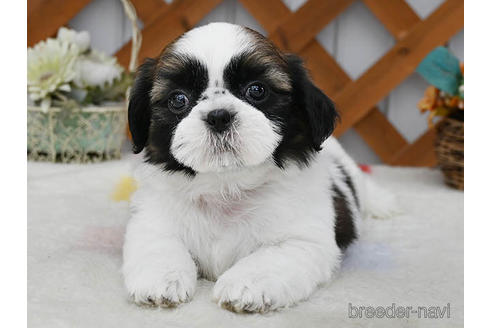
[287,55,339,150]
[128,58,157,153]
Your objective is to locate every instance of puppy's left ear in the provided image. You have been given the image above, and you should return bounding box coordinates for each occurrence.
[287,54,339,150]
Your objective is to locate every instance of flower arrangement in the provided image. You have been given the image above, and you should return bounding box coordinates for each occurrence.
[27,27,132,112]
[417,46,464,126]
[416,46,464,190]
[27,27,134,163]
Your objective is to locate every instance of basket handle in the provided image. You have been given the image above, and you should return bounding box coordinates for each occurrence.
[120,0,142,72]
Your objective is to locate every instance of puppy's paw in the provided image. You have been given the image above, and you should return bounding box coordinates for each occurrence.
[126,269,196,308]
[213,273,289,313]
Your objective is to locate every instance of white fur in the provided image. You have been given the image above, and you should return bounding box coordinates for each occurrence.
[173,23,254,88]
[123,22,397,312]
[123,137,394,311]
[171,87,281,172]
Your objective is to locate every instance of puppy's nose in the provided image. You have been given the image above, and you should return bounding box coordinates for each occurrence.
[205,109,233,133]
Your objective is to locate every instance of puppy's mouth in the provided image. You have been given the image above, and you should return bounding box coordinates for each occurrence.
[208,130,241,158]
[171,119,246,173]
[203,122,245,170]
[170,102,281,173]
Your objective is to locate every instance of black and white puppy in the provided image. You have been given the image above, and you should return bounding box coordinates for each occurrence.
[123,22,396,313]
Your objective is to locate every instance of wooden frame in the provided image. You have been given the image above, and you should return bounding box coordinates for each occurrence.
[27,0,464,166]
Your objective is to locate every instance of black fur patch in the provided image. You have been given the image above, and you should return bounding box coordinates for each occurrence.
[274,55,339,168]
[128,54,208,176]
[223,52,339,169]
[339,166,359,208]
[332,184,357,250]
[128,58,155,154]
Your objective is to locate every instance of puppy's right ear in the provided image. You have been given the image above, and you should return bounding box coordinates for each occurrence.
[128,58,157,153]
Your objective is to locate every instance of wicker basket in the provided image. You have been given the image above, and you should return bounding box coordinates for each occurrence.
[27,0,141,164]
[27,105,127,163]
[434,117,464,190]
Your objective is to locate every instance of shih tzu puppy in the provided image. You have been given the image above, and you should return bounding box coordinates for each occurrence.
[123,22,396,313]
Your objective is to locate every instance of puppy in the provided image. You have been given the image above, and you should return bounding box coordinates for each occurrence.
[123,22,395,313]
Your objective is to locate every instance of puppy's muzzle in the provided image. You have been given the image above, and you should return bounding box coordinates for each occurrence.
[204,109,235,133]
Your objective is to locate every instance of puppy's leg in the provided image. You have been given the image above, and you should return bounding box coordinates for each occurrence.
[213,239,340,312]
[122,214,197,307]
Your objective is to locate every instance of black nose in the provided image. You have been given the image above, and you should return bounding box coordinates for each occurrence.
[205,109,233,133]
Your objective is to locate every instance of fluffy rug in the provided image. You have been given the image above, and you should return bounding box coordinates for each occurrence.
[27,158,463,327]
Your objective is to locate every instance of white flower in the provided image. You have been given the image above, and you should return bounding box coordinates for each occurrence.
[27,38,78,111]
[57,27,90,53]
[74,49,124,88]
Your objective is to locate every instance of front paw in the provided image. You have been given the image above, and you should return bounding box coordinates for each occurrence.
[125,269,196,307]
[213,272,290,313]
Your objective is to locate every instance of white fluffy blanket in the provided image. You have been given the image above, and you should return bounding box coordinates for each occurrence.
[27,159,463,327]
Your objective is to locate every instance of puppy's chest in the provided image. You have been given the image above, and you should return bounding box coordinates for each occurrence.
[183,192,263,279]
[194,193,252,218]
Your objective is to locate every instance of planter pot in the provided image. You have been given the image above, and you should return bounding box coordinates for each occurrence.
[27,104,127,163]
[435,117,464,190]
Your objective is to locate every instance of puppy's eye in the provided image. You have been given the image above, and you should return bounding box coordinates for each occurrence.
[168,92,189,113]
[245,83,266,102]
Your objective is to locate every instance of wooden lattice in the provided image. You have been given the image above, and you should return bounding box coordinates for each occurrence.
[28,0,93,47]
[27,0,464,166]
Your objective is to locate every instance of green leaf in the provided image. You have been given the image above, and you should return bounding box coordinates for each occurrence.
[81,72,134,105]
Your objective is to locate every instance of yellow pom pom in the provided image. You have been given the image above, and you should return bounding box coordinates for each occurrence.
[111,176,138,202]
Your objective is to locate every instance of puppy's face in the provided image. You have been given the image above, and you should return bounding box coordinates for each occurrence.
[129,23,337,175]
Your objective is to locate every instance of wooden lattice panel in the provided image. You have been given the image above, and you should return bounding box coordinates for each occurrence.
[241,0,463,166]
[115,0,223,67]
[27,0,464,166]
[28,0,93,46]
